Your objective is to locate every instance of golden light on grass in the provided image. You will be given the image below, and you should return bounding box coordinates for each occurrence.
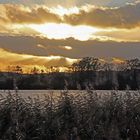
[28,23,99,40]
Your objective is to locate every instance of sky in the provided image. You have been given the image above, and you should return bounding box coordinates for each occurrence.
[0,0,137,7]
[0,0,140,71]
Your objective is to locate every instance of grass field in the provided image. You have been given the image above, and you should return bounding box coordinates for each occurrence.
[0,90,140,140]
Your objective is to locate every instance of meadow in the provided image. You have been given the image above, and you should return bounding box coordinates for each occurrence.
[0,90,140,140]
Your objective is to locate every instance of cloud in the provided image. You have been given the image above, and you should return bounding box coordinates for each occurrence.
[64,2,140,29]
[0,35,140,59]
[2,4,62,24]
[1,2,140,29]
[0,16,8,24]
[0,0,138,7]
[95,28,140,41]
[0,48,76,67]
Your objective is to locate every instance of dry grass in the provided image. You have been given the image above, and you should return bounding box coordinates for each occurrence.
[0,90,140,140]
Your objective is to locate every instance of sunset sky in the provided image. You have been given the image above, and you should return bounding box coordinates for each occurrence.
[0,0,140,69]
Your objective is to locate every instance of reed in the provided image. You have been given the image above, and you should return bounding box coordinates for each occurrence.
[0,90,140,140]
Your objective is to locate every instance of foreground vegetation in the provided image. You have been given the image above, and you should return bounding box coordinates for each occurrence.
[0,90,140,140]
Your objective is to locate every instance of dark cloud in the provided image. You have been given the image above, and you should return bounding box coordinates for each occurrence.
[0,35,140,59]
[64,2,140,29]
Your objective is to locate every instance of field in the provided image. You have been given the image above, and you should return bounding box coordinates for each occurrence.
[0,90,140,140]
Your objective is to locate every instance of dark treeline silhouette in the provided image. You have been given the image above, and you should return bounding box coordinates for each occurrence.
[0,57,140,90]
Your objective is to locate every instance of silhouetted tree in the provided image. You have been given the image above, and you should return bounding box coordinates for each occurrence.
[31,67,40,74]
[72,57,101,71]
[126,58,140,70]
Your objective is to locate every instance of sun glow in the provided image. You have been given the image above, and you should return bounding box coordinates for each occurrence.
[49,6,79,16]
[28,23,99,41]
[112,58,125,64]
[62,46,72,50]
[0,48,78,73]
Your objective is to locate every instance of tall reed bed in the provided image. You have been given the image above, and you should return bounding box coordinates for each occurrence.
[0,90,140,140]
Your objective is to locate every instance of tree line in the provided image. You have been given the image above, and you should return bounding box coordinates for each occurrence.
[0,57,139,90]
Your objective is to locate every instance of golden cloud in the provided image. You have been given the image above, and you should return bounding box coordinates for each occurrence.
[0,2,140,29]
[2,4,62,24]
[0,48,77,69]
[64,2,140,29]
